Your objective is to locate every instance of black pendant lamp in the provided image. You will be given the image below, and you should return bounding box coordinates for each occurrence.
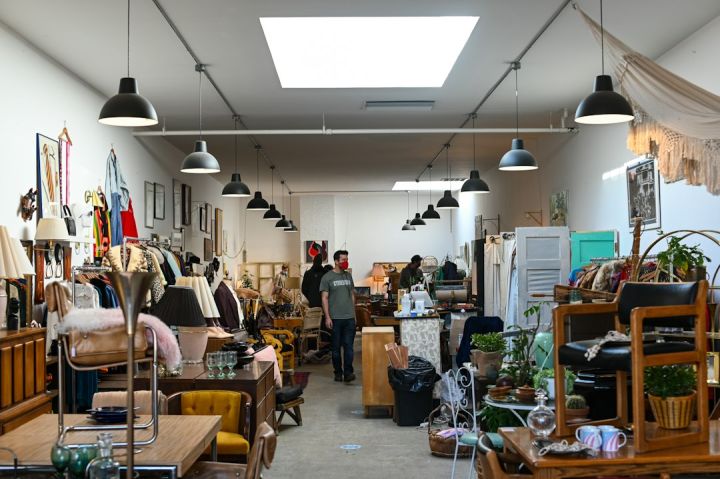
[437,144,460,209]
[247,145,270,211]
[221,117,251,197]
[402,191,416,231]
[181,65,220,174]
[284,192,298,233]
[99,0,158,127]
[275,181,290,229]
[499,63,538,171]
[575,0,633,125]
[461,114,490,194]
[263,166,282,220]
[422,165,441,220]
[410,186,426,226]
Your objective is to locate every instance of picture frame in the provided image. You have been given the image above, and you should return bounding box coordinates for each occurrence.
[171,230,184,250]
[144,181,154,228]
[549,190,568,227]
[36,134,61,219]
[181,184,192,226]
[204,238,213,262]
[215,208,223,255]
[304,240,328,262]
[708,352,719,384]
[205,203,212,233]
[154,183,165,220]
[198,203,206,232]
[626,157,661,230]
[172,179,182,229]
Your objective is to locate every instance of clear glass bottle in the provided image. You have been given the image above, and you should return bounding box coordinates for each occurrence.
[87,432,120,479]
[527,389,556,438]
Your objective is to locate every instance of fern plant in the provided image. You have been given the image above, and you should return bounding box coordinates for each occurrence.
[645,365,696,399]
[470,332,506,354]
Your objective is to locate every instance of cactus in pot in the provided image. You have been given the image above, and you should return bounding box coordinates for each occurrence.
[565,394,589,421]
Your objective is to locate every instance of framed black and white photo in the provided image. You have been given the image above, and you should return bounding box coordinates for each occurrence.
[215,208,223,256]
[173,179,182,229]
[144,181,154,228]
[171,230,184,250]
[205,203,212,233]
[626,157,661,230]
[181,184,192,226]
[154,183,165,220]
[198,203,206,232]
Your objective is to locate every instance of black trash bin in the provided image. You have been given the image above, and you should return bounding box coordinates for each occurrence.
[387,356,438,426]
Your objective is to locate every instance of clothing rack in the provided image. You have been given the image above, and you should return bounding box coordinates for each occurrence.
[122,236,171,267]
[70,265,111,303]
[589,254,657,264]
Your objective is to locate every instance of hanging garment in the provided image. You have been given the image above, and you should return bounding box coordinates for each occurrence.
[142,249,165,306]
[499,237,516,322]
[105,150,130,211]
[214,281,240,330]
[120,198,139,238]
[505,255,519,330]
[162,249,183,280]
[484,240,503,318]
[92,191,111,259]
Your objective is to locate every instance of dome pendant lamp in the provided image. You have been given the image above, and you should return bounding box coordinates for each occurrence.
[247,145,270,211]
[221,116,251,197]
[410,186,426,226]
[422,165,441,220]
[181,65,220,174]
[284,192,298,233]
[99,0,158,127]
[402,191,416,231]
[437,144,460,210]
[575,0,633,125]
[275,181,290,229]
[461,114,490,194]
[263,166,282,220]
[499,63,538,171]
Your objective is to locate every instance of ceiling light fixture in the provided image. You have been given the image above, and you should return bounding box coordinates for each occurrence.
[284,192,298,233]
[247,145,270,211]
[410,184,426,226]
[575,0,633,124]
[275,181,290,229]
[263,166,282,220]
[402,191,415,231]
[461,114,490,194]
[181,64,220,174]
[422,165,441,220]
[437,144,460,209]
[98,0,158,127]
[221,116,252,197]
[498,63,538,171]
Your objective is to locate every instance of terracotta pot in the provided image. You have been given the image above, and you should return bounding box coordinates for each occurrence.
[565,407,590,421]
[471,350,503,377]
[648,391,696,430]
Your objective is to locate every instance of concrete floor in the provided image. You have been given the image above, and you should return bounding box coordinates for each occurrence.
[267,340,472,478]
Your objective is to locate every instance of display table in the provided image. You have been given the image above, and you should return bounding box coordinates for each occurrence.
[0,414,221,478]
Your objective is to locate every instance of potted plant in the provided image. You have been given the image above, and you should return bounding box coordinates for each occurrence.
[645,364,697,429]
[533,368,577,401]
[499,304,545,387]
[470,332,506,378]
[565,394,589,421]
[657,236,710,281]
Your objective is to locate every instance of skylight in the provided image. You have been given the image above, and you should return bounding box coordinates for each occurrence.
[393,180,467,191]
[259,16,478,88]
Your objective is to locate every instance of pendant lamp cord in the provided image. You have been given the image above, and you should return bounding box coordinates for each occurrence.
[198,68,203,140]
[472,114,477,169]
[600,0,605,75]
[270,166,275,203]
[255,146,261,190]
[428,165,432,203]
[233,117,238,174]
[416,182,419,212]
[127,0,130,77]
[445,143,451,183]
[515,66,519,137]
[407,191,410,218]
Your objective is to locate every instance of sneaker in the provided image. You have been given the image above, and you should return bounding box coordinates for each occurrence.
[343,373,356,383]
[334,373,343,382]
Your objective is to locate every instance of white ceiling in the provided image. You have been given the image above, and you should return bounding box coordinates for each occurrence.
[3,0,720,192]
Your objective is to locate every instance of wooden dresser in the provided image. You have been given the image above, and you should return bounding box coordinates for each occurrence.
[361,326,395,417]
[0,328,53,435]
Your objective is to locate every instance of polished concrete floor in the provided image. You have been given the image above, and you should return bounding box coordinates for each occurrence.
[267,340,472,478]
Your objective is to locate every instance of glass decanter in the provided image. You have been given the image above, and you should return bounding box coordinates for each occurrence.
[527,389,556,438]
[87,432,120,479]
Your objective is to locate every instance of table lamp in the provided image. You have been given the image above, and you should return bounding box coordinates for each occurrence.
[371,264,386,295]
[152,286,208,363]
[35,217,70,244]
[0,226,35,329]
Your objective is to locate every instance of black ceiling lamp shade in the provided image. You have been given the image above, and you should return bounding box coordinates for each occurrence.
[263,166,282,220]
[98,0,158,127]
[275,215,290,230]
[436,144,460,209]
[461,114,490,194]
[402,191,415,231]
[499,64,538,171]
[284,220,298,233]
[575,0,633,125]
[410,186,425,226]
[247,145,270,211]
[181,65,220,174]
[422,165,441,220]
[410,213,426,226]
[221,117,251,197]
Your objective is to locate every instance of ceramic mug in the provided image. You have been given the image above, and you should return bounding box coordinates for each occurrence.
[575,425,602,449]
[599,425,627,452]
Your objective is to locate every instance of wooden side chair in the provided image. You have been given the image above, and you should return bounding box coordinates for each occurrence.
[553,281,709,453]
[476,433,529,479]
[275,371,305,434]
[297,307,325,364]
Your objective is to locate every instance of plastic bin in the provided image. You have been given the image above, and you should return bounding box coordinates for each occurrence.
[388,356,438,426]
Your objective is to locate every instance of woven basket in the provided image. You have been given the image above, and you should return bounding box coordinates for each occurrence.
[427,406,473,458]
[554,284,616,303]
[648,392,696,430]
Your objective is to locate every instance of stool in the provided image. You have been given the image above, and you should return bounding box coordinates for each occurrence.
[275,397,304,434]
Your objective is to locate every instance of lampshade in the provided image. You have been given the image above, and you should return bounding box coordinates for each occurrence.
[263,204,282,220]
[421,204,441,220]
[498,138,538,171]
[247,191,270,211]
[99,78,158,127]
[575,75,633,124]
[284,220,298,233]
[275,215,290,229]
[410,213,426,226]
[181,140,220,174]
[0,227,34,278]
[221,173,251,197]
[461,170,490,194]
[371,264,386,281]
[436,190,460,209]
[402,220,416,231]
[35,217,70,242]
[152,286,206,327]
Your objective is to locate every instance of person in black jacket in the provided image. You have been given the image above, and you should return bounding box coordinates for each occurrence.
[302,254,326,307]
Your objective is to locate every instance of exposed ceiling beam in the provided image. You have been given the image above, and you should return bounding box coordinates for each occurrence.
[133,127,577,137]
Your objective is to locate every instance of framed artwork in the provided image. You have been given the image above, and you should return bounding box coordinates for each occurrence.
[181,184,192,226]
[144,181,154,228]
[626,157,661,230]
[211,219,215,243]
[154,183,165,220]
[204,238,213,262]
[222,230,228,255]
[36,134,61,219]
[172,179,182,229]
[549,190,568,227]
[215,208,223,255]
[205,203,212,233]
[171,230,183,250]
[708,352,719,384]
[304,240,328,262]
[198,203,206,232]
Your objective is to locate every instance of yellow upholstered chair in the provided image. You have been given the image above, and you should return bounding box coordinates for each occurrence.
[168,390,252,458]
[261,329,296,371]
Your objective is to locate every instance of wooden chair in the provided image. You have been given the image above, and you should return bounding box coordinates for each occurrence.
[186,422,276,479]
[553,281,709,453]
[297,307,325,363]
[476,433,529,479]
[355,304,372,330]
[275,371,304,433]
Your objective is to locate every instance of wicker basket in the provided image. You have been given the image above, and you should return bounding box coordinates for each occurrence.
[554,284,616,303]
[648,392,696,429]
[427,406,473,458]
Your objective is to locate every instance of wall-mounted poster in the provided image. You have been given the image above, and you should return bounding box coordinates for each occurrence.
[172,179,182,229]
[181,184,192,226]
[144,181,154,228]
[36,134,61,219]
[215,208,223,255]
[154,183,165,220]
[549,190,568,227]
[304,240,328,263]
[626,157,661,230]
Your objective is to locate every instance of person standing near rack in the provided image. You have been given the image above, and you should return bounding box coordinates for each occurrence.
[320,250,356,382]
[400,254,424,290]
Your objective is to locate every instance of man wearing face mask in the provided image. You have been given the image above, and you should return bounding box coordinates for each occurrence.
[320,250,356,382]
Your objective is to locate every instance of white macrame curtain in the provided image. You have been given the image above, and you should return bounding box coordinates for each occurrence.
[577,5,720,195]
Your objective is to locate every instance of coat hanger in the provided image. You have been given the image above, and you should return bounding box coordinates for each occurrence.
[110,143,116,156]
[58,121,73,145]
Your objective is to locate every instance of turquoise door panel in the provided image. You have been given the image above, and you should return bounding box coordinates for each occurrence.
[570,231,617,271]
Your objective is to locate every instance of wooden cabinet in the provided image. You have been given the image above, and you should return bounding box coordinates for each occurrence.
[0,328,53,435]
[361,326,395,417]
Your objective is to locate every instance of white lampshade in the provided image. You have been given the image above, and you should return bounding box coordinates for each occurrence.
[371,264,386,280]
[35,217,70,242]
[0,226,35,278]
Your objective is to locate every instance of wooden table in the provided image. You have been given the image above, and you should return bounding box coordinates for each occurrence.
[499,422,720,478]
[0,414,221,478]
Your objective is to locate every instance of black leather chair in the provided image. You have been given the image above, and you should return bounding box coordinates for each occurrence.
[552,281,709,453]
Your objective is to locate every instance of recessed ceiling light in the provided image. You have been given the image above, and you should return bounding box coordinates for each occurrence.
[393,180,466,191]
[260,16,478,88]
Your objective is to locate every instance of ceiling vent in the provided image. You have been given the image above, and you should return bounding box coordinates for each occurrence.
[363,100,435,111]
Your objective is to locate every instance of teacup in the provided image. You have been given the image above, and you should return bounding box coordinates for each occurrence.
[598,425,627,452]
[575,425,602,449]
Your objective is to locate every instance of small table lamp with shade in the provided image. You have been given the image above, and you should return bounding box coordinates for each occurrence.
[0,226,35,330]
[371,264,386,295]
[152,286,208,364]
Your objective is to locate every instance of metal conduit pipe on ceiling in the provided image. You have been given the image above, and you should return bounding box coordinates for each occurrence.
[132,127,577,137]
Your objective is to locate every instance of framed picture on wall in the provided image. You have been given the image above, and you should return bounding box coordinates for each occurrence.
[181,184,192,226]
[171,230,183,250]
[198,202,206,232]
[144,181,154,228]
[626,157,661,230]
[154,183,165,220]
[172,179,182,229]
[36,134,61,219]
[205,203,212,233]
[304,240,328,262]
[215,208,223,255]
[204,238,213,262]
[549,190,568,227]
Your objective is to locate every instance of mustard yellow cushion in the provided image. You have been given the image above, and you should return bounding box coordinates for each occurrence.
[214,431,250,455]
[180,391,241,434]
